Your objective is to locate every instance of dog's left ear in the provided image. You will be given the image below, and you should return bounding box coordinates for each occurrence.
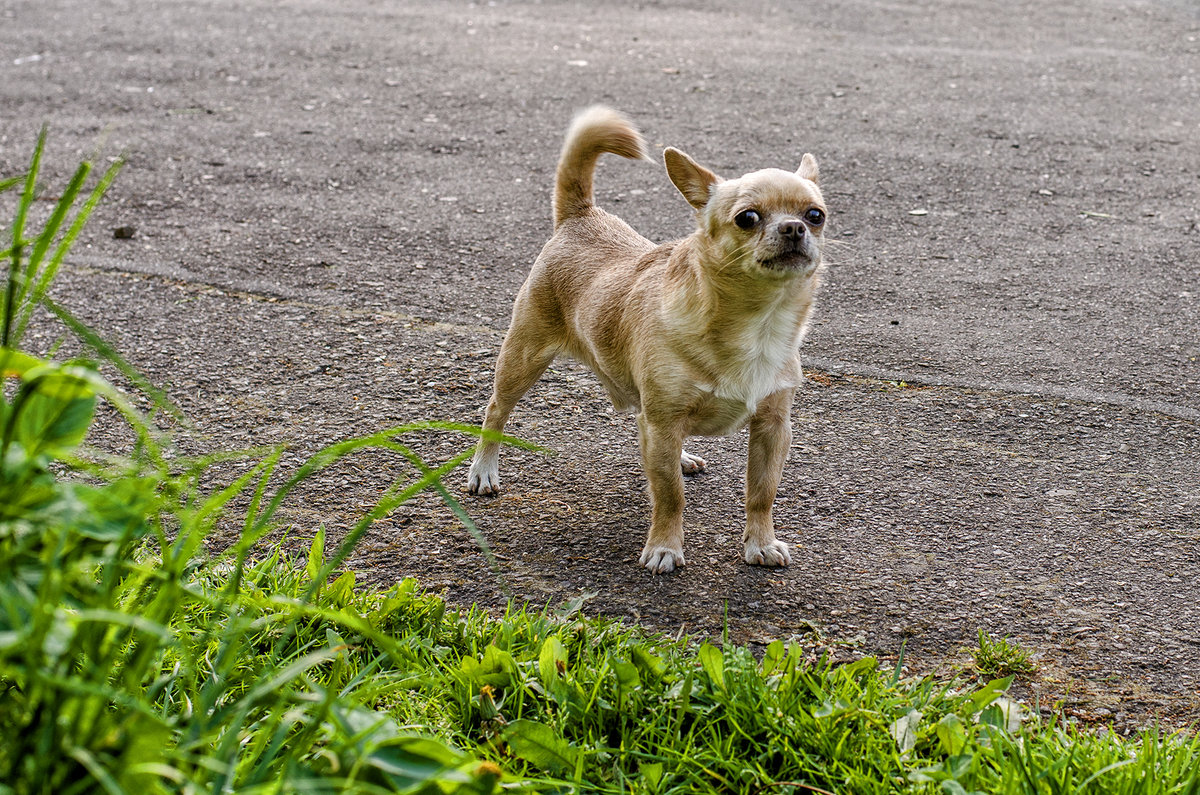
[796,153,819,184]
[665,147,722,210]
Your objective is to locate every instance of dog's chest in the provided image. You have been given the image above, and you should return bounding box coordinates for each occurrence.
[719,302,805,400]
[687,303,805,432]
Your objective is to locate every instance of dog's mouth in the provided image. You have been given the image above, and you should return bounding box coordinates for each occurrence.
[757,246,816,272]
[755,231,821,271]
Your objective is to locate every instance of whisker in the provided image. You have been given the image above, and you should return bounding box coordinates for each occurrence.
[711,241,754,273]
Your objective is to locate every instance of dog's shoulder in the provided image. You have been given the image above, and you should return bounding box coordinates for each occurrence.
[635,241,675,273]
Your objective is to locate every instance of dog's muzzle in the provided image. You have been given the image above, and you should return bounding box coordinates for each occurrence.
[758,219,817,271]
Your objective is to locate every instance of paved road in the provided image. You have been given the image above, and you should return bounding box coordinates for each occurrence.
[3,0,1198,725]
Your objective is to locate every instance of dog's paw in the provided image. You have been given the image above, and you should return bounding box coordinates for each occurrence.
[466,461,500,496]
[744,539,791,567]
[680,450,707,475]
[639,544,685,574]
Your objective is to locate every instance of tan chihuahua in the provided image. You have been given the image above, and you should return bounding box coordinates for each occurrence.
[467,106,827,574]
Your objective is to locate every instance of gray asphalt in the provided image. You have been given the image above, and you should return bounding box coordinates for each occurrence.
[3,0,1198,724]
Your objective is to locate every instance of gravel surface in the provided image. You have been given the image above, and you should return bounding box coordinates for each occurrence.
[3,0,1198,728]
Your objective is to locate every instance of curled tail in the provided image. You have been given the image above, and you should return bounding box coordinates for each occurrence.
[553,106,649,228]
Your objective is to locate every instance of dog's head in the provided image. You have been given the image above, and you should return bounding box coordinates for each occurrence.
[664,147,826,278]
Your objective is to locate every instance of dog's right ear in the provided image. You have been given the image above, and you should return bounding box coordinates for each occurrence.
[664,147,722,210]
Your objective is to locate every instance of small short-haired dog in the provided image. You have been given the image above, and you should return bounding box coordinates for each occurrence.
[467,106,827,574]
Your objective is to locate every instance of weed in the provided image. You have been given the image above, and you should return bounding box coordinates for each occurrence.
[975,629,1037,679]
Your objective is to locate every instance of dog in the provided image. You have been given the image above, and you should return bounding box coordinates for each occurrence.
[467,106,827,574]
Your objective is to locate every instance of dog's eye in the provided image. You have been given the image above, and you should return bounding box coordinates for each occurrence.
[804,208,825,227]
[734,210,761,230]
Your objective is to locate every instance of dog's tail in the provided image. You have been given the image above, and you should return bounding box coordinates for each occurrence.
[553,106,649,228]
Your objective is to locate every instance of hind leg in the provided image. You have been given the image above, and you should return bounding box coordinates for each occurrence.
[680,449,706,475]
[467,322,558,495]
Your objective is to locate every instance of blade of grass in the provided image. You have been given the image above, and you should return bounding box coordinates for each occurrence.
[2,243,19,349]
[13,157,123,345]
[5,126,44,347]
[207,647,341,793]
[300,443,478,603]
[23,160,91,297]
[391,440,510,598]
[246,420,535,540]
[8,125,43,254]
[67,747,126,795]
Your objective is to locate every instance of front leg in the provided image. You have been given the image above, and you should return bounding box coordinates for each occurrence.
[636,414,687,573]
[744,387,795,567]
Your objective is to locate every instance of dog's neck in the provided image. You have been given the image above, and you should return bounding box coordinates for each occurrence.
[663,236,816,404]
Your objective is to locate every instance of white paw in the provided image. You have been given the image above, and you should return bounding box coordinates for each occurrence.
[639,544,685,574]
[744,538,791,567]
[466,458,500,495]
[680,450,707,475]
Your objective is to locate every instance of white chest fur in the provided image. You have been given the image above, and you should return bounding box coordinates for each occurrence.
[715,307,801,408]
[712,298,806,411]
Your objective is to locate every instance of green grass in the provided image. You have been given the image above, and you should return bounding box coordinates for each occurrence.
[3,131,1199,794]
[974,630,1037,679]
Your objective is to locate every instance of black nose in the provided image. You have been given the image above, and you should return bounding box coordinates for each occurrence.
[778,219,806,239]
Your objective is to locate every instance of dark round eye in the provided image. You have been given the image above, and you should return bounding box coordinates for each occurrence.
[734,209,761,230]
[804,207,825,227]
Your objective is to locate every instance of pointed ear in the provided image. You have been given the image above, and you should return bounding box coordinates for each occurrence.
[664,147,722,210]
[796,153,819,184]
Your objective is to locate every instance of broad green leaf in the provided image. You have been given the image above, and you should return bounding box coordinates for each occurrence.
[328,571,355,606]
[942,781,970,795]
[460,644,516,688]
[666,670,694,717]
[945,754,972,779]
[503,719,579,775]
[326,627,348,653]
[889,709,923,755]
[539,637,584,709]
[13,368,95,458]
[0,348,41,377]
[306,526,326,581]
[367,736,468,786]
[554,590,597,619]
[67,482,151,541]
[936,713,967,756]
[641,761,664,791]
[762,639,786,675]
[332,723,480,791]
[979,697,1025,735]
[611,656,640,692]
[538,635,567,683]
[968,676,1014,715]
[697,642,725,692]
[631,644,666,683]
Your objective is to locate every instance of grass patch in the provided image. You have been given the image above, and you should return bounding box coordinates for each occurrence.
[3,132,1199,794]
[974,630,1037,679]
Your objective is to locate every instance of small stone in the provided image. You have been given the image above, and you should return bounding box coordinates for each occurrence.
[112,225,136,239]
